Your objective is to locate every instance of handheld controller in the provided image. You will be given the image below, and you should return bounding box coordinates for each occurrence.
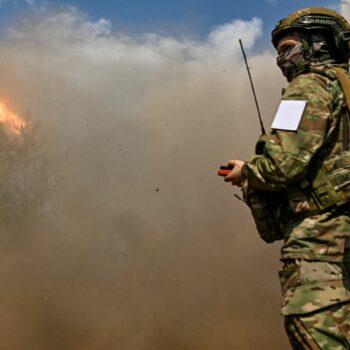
[217,165,234,177]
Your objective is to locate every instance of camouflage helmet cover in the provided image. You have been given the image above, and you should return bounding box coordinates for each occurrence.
[271,7,350,55]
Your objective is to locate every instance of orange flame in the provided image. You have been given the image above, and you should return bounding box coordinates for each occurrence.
[0,101,26,135]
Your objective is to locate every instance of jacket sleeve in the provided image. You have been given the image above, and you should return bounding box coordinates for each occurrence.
[243,73,335,191]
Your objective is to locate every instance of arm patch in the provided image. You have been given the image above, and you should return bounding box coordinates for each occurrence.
[271,100,307,131]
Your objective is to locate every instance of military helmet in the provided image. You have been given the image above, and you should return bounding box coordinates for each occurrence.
[271,7,350,56]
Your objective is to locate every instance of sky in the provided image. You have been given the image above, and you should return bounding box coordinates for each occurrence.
[0,0,343,43]
[0,1,350,349]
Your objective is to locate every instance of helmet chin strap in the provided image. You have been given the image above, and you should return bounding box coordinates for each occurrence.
[308,33,332,61]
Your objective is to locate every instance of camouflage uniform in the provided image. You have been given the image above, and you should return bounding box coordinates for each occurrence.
[243,65,350,348]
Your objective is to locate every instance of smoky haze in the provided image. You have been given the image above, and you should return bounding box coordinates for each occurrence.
[0,10,291,349]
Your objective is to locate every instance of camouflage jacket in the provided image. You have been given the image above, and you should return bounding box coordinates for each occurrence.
[243,65,350,314]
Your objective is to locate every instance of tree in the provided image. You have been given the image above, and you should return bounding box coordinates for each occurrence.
[0,114,56,228]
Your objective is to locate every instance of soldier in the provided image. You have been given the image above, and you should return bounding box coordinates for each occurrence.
[224,8,350,349]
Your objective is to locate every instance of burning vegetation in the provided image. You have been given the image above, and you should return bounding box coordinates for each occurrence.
[0,101,26,135]
[0,103,55,228]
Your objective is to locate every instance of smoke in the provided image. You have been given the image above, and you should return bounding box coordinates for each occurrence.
[0,9,289,350]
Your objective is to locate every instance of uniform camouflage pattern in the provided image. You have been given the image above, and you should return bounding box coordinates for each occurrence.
[285,302,350,349]
[243,65,350,347]
[244,65,344,192]
[243,65,350,264]
[279,260,350,315]
[241,180,284,243]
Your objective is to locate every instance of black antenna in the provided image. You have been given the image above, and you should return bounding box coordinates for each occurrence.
[239,39,266,135]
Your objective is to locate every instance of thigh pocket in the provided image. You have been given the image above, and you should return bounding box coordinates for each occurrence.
[299,261,343,284]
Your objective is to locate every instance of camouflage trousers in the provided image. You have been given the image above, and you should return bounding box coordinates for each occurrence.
[284,302,350,349]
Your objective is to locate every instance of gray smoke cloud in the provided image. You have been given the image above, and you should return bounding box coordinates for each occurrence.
[0,9,292,349]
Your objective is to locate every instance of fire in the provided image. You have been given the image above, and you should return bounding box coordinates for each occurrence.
[0,101,26,135]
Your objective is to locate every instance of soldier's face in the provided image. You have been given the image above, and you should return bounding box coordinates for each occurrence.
[277,36,302,55]
[276,35,304,82]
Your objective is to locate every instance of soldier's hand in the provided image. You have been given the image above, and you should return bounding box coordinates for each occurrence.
[224,160,245,186]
